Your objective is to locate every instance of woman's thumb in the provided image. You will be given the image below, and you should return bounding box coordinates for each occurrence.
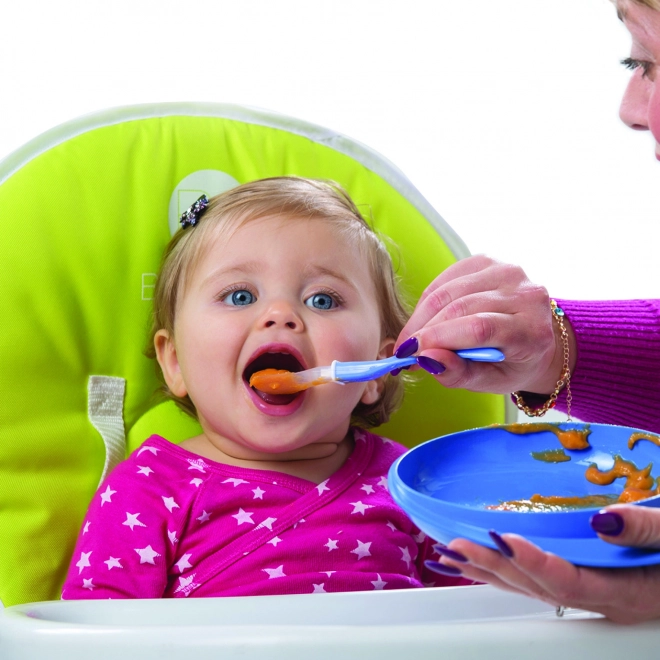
[590,504,660,549]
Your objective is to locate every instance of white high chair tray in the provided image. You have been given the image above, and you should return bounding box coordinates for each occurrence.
[1,584,659,659]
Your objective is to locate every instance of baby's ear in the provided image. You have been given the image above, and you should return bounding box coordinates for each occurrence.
[154,329,188,397]
[360,338,395,405]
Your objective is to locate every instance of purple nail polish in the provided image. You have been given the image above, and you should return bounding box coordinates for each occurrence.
[417,356,446,375]
[590,511,624,536]
[390,368,402,377]
[489,530,514,558]
[424,560,463,576]
[434,546,469,563]
[395,337,418,359]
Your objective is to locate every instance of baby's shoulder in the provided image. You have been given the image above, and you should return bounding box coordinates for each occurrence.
[355,428,409,469]
[103,435,200,500]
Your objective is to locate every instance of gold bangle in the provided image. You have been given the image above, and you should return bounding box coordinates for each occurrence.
[511,300,572,420]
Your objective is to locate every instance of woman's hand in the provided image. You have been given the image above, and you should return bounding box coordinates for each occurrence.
[430,504,660,624]
[395,255,575,394]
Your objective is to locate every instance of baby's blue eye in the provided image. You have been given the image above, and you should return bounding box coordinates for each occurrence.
[305,293,337,310]
[223,289,256,306]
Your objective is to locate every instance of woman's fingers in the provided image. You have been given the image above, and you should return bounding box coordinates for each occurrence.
[446,538,563,604]
[501,534,660,624]
[449,534,660,624]
[591,504,660,549]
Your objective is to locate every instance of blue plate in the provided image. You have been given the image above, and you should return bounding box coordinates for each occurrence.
[388,423,660,567]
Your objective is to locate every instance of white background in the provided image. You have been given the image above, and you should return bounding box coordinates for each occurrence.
[1,0,657,300]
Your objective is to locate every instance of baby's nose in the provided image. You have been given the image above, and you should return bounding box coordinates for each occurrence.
[261,301,304,331]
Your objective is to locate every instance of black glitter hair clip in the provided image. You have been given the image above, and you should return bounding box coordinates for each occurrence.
[179,194,209,230]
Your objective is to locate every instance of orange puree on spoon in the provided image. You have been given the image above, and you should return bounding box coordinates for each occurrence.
[249,369,324,395]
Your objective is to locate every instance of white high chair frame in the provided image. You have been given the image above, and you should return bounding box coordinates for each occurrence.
[1,104,658,658]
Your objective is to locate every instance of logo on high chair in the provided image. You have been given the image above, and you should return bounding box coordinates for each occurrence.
[168,170,239,235]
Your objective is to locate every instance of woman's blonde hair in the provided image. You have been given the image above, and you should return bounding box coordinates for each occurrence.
[614,0,660,15]
[146,176,411,429]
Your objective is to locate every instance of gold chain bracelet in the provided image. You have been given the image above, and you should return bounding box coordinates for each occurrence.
[511,300,572,420]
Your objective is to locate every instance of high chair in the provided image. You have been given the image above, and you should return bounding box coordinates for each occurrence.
[1,104,656,659]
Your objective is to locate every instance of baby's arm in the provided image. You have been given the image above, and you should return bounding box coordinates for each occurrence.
[61,452,179,599]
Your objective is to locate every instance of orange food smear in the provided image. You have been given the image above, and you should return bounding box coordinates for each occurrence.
[530,449,571,463]
[499,423,592,450]
[628,432,660,450]
[491,430,660,511]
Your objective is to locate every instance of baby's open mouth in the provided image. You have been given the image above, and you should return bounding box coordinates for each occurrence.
[244,352,304,406]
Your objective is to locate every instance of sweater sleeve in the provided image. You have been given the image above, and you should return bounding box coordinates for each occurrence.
[552,299,660,433]
[61,449,185,599]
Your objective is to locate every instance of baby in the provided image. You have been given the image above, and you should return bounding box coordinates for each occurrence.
[62,177,469,598]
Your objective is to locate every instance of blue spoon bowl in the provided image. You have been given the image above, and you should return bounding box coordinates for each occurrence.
[388,422,660,567]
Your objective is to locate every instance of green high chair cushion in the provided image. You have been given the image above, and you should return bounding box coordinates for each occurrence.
[0,104,506,607]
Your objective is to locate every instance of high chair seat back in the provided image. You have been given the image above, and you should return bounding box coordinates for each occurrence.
[0,103,507,606]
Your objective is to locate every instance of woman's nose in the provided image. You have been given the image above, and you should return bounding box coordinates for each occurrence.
[259,300,304,331]
[620,72,651,131]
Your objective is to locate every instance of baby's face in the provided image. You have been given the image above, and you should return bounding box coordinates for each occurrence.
[157,215,389,459]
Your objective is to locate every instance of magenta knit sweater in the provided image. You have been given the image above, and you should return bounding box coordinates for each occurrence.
[549,299,660,433]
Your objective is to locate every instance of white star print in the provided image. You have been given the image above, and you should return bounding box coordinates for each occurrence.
[137,466,153,476]
[432,543,445,555]
[122,512,146,530]
[293,518,306,529]
[371,574,387,590]
[137,446,159,456]
[316,479,330,495]
[263,565,286,579]
[360,483,375,494]
[175,553,193,573]
[104,557,122,570]
[399,546,412,568]
[386,521,398,532]
[257,516,277,531]
[381,437,395,445]
[377,476,388,489]
[252,486,265,499]
[190,478,203,488]
[413,530,427,543]
[174,574,200,597]
[312,583,326,593]
[350,501,374,515]
[222,477,249,487]
[162,496,180,513]
[196,510,211,524]
[232,508,255,525]
[267,536,282,546]
[422,581,437,588]
[168,530,178,545]
[76,551,92,574]
[83,521,91,534]
[325,539,339,552]
[82,578,95,591]
[135,545,161,565]
[351,540,372,560]
[100,485,116,506]
[354,430,367,442]
[320,571,335,577]
[187,458,208,473]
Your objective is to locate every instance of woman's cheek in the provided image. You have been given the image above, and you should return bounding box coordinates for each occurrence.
[648,84,660,145]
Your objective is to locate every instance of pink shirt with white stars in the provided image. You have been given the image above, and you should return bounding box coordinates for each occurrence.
[62,429,469,599]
